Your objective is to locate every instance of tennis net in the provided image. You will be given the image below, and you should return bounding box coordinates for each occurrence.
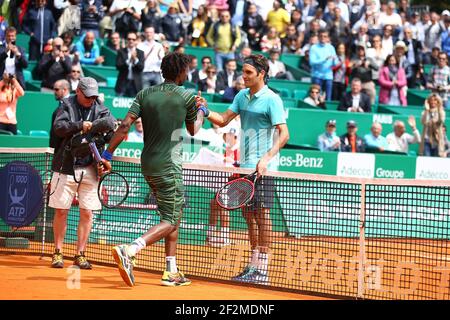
[0,148,449,300]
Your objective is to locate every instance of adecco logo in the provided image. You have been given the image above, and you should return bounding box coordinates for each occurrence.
[375,168,405,179]
[112,97,134,108]
[337,153,375,178]
[415,157,450,180]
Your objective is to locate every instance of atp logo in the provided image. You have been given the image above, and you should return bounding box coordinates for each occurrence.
[0,161,43,227]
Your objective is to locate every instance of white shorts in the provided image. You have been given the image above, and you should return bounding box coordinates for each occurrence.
[48,165,101,211]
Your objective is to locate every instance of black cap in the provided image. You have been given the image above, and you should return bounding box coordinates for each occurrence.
[347,120,357,128]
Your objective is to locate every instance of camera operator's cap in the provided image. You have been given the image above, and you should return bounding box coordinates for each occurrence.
[326,119,336,127]
[395,40,408,51]
[78,77,99,97]
[347,120,357,128]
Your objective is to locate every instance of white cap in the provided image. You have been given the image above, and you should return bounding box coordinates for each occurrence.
[442,10,450,16]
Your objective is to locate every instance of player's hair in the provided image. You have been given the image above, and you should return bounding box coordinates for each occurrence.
[161,52,191,81]
[243,54,270,84]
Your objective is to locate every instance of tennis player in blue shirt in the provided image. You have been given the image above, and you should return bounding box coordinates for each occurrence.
[197,54,290,285]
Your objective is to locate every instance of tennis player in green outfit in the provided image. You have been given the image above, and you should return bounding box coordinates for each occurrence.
[196,54,290,285]
[100,53,204,287]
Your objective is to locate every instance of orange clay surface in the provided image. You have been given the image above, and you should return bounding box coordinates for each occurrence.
[0,254,329,300]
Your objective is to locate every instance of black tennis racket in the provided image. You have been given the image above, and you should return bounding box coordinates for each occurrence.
[215,171,258,210]
[89,142,129,209]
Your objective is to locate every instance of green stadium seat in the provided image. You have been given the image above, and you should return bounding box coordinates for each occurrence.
[106,77,117,87]
[293,89,307,100]
[277,88,291,98]
[23,70,32,82]
[29,130,49,137]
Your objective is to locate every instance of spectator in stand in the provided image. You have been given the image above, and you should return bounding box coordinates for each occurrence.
[138,26,165,87]
[441,17,450,57]
[206,0,229,21]
[127,117,144,142]
[75,31,104,65]
[216,58,239,94]
[332,42,351,102]
[379,1,402,35]
[241,3,265,51]
[420,94,446,157]
[187,55,199,84]
[340,120,365,153]
[0,0,22,31]
[386,117,421,153]
[0,17,7,44]
[393,40,414,89]
[173,44,185,54]
[423,12,443,63]
[309,30,338,101]
[162,41,171,55]
[0,73,24,135]
[351,22,371,54]
[430,47,441,66]
[364,122,389,152]
[260,27,282,53]
[61,43,80,66]
[299,32,318,56]
[222,75,245,103]
[426,52,450,109]
[68,64,82,92]
[198,55,212,81]
[404,11,424,43]
[22,0,57,61]
[141,0,162,33]
[297,18,320,49]
[161,3,185,47]
[378,54,407,106]
[80,0,104,38]
[49,79,71,151]
[338,78,371,113]
[268,49,294,81]
[350,42,378,105]
[266,0,291,38]
[380,24,395,58]
[282,24,301,54]
[235,46,252,66]
[198,64,217,93]
[106,31,122,52]
[290,9,303,29]
[402,27,423,88]
[38,37,72,92]
[108,0,141,39]
[0,27,28,91]
[300,49,311,73]
[187,4,212,48]
[115,31,144,97]
[61,30,76,54]
[158,0,181,16]
[327,6,349,48]
[322,0,336,24]
[318,119,341,151]
[206,10,241,72]
[304,84,326,109]
[57,0,81,36]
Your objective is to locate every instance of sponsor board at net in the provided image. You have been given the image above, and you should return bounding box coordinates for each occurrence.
[415,157,450,180]
[337,153,375,178]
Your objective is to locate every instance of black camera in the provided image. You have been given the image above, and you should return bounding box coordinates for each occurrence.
[8,74,15,80]
[55,45,62,50]
[11,41,16,45]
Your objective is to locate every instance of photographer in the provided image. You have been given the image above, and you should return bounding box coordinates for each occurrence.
[427,52,450,109]
[0,72,25,135]
[37,37,72,92]
[0,27,28,90]
[49,77,115,269]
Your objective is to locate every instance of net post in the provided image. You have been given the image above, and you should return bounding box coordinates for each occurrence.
[39,151,51,259]
[357,182,367,299]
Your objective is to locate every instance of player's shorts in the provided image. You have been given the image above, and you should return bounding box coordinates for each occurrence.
[48,165,101,211]
[145,173,184,226]
[231,174,275,211]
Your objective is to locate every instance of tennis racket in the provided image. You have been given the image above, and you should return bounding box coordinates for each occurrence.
[89,142,129,209]
[215,171,258,210]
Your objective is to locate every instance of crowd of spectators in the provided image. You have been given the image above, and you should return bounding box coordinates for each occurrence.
[0,0,449,157]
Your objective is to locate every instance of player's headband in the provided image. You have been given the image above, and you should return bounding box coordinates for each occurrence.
[243,58,269,83]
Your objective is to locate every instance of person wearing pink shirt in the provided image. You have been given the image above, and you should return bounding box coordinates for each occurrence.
[0,73,25,135]
[378,54,407,106]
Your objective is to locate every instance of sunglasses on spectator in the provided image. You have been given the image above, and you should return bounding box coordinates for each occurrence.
[72,70,81,73]
[311,90,320,94]
[127,38,137,41]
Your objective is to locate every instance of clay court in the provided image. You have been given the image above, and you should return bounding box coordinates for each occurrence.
[0,253,327,300]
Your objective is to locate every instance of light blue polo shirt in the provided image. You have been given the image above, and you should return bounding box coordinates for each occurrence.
[229,85,286,170]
